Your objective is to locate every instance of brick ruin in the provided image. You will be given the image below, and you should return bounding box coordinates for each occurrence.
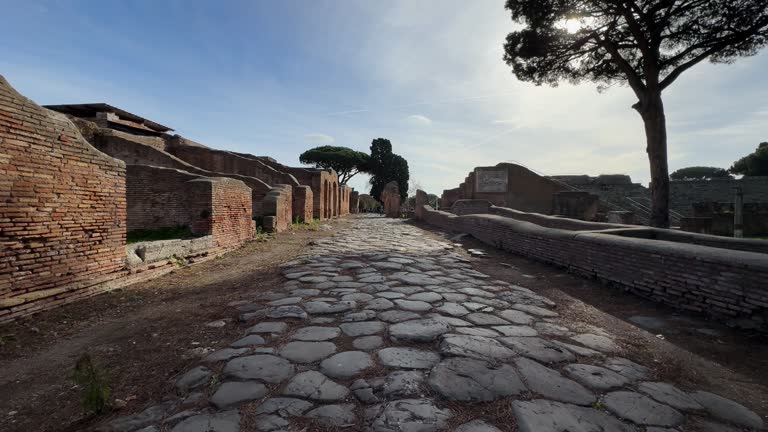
[0,75,355,321]
[440,162,600,221]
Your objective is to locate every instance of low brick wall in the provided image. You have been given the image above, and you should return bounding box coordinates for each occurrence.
[417,203,768,331]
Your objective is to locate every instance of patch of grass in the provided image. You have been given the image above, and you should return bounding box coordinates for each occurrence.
[126,226,197,244]
[0,333,17,346]
[73,353,111,414]
[254,226,270,242]
[291,217,321,231]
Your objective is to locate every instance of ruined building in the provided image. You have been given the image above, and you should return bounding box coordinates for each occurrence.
[0,75,352,322]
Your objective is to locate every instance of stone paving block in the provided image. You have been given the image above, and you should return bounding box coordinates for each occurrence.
[429,357,525,401]
[210,381,267,409]
[514,357,595,406]
[279,341,337,363]
[603,391,684,427]
[512,400,632,432]
[283,371,350,401]
[378,347,441,369]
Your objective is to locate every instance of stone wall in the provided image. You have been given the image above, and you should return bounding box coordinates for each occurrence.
[0,74,126,320]
[292,186,314,222]
[416,197,768,331]
[210,178,254,247]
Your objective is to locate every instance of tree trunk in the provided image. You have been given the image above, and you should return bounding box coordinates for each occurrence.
[636,91,670,228]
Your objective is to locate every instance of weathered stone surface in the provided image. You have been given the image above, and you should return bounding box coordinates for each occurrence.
[378,347,440,369]
[389,318,451,342]
[283,371,350,401]
[254,397,314,416]
[570,333,619,352]
[378,310,421,323]
[493,325,537,337]
[455,326,500,337]
[210,381,268,409]
[170,410,240,432]
[305,301,356,315]
[500,337,575,363]
[106,402,177,432]
[638,382,703,411]
[464,312,510,326]
[343,310,378,322]
[382,371,425,397]
[230,334,266,347]
[291,326,341,341]
[304,403,357,426]
[603,357,649,381]
[439,334,515,361]
[253,414,288,431]
[408,292,442,303]
[175,366,212,392]
[353,335,384,351]
[514,357,595,406]
[428,357,525,401]
[319,351,374,378]
[340,321,386,336]
[603,391,684,427]
[248,321,288,334]
[368,399,452,432]
[513,400,632,432]
[497,309,536,325]
[204,348,250,363]
[269,296,302,306]
[223,355,295,383]
[394,299,433,312]
[435,303,470,317]
[267,305,308,320]
[535,322,570,336]
[691,391,764,429]
[367,298,396,310]
[563,364,629,391]
[378,291,406,299]
[279,341,336,363]
[342,293,374,302]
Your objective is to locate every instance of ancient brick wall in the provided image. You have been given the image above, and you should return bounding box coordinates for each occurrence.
[127,165,254,245]
[92,130,290,226]
[253,157,338,220]
[451,199,492,215]
[166,140,300,187]
[417,204,768,331]
[210,178,254,247]
[0,75,126,320]
[262,185,292,232]
[126,165,214,235]
[292,186,314,222]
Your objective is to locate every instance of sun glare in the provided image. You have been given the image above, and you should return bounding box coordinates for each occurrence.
[564,19,582,34]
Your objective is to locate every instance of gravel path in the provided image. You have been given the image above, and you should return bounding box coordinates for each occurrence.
[104,216,764,432]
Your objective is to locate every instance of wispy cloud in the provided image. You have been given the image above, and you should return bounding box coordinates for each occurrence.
[303,133,335,144]
[405,114,432,126]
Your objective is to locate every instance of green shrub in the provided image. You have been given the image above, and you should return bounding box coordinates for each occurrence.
[73,353,111,414]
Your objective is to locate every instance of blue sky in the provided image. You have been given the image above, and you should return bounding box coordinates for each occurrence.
[2,0,767,195]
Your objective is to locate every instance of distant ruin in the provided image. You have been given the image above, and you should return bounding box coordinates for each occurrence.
[0,75,356,322]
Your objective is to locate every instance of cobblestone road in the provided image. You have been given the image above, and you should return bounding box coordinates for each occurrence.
[107,216,764,432]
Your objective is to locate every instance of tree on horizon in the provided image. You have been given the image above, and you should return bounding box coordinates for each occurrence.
[730,142,768,176]
[299,145,370,184]
[502,0,768,227]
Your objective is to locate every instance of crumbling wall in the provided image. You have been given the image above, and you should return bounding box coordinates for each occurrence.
[382,181,400,218]
[93,130,294,230]
[126,165,214,234]
[126,165,253,247]
[292,185,314,222]
[166,138,300,187]
[0,74,126,320]
[262,185,292,233]
[415,201,768,331]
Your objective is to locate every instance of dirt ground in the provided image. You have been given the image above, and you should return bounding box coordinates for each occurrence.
[408,220,768,420]
[0,219,350,432]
